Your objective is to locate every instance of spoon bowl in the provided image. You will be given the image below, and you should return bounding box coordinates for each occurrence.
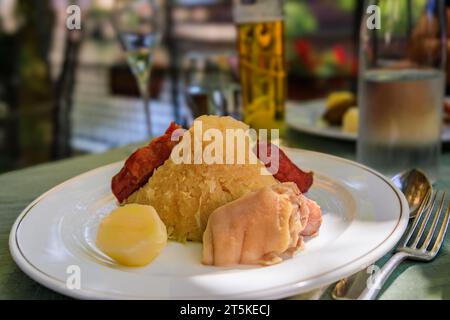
[391,169,432,218]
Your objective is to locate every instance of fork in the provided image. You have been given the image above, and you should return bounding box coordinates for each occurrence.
[358,190,450,300]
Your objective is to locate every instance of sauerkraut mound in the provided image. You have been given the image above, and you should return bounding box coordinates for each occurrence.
[127,116,277,242]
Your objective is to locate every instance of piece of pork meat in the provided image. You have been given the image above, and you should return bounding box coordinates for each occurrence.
[301,197,322,237]
[202,182,319,267]
[111,122,184,203]
[255,142,314,193]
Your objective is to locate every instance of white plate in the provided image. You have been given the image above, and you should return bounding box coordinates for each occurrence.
[9,149,409,300]
[287,99,450,142]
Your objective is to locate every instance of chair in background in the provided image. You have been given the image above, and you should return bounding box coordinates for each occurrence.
[51,29,84,159]
[0,33,20,171]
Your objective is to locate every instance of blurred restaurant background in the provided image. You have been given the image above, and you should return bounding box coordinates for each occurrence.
[0,0,446,174]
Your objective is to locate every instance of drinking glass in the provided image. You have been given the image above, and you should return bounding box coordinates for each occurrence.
[113,0,161,137]
[183,53,240,125]
[233,0,287,136]
[358,0,447,181]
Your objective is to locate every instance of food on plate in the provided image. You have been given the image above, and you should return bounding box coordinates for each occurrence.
[342,107,359,134]
[323,91,356,126]
[300,195,323,237]
[202,183,322,266]
[111,122,184,203]
[96,204,167,267]
[320,93,449,135]
[127,116,277,242]
[256,141,313,193]
[110,115,321,267]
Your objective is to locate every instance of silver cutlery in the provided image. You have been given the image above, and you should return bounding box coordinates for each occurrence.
[358,189,449,300]
[391,169,433,218]
[332,169,432,299]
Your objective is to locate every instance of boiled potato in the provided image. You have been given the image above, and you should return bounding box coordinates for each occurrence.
[342,107,359,134]
[96,204,167,267]
[323,92,356,125]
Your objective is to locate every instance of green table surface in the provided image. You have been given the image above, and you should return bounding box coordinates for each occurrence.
[1,128,449,300]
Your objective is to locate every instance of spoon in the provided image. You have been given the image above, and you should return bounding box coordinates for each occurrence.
[331,169,432,300]
[391,169,432,218]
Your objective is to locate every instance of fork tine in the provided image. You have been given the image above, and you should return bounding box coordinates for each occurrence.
[401,189,432,247]
[421,192,446,250]
[431,201,450,255]
[410,191,438,248]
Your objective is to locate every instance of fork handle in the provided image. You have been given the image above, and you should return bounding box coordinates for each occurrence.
[357,252,409,300]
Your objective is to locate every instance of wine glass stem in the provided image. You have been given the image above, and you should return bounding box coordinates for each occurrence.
[142,87,152,137]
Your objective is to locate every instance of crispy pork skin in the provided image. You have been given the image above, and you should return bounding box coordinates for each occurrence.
[256,142,314,193]
[111,122,184,203]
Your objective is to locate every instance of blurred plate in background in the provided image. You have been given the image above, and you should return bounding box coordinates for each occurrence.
[287,99,450,143]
